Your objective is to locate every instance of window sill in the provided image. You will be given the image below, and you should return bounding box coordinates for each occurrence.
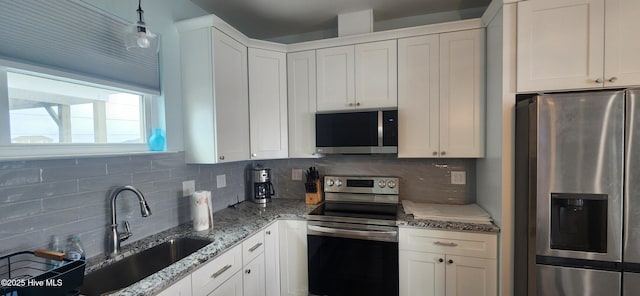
[0,144,179,161]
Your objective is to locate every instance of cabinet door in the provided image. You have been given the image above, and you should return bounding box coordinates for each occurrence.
[316,45,355,111]
[399,250,445,296]
[243,253,266,296]
[213,29,250,163]
[208,271,243,296]
[517,0,605,92]
[157,275,192,296]
[604,0,640,87]
[279,220,308,296]
[287,50,319,158]
[439,29,485,158]
[265,222,281,296]
[355,40,398,109]
[445,255,497,296]
[249,48,288,159]
[397,35,440,158]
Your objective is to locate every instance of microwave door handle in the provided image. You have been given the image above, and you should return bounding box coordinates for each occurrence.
[377,111,383,147]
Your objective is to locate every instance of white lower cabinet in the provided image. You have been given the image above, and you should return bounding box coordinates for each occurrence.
[209,271,244,296]
[399,228,497,296]
[279,220,308,296]
[157,275,192,296]
[192,244,243,296]
[264,222,281,296]
[243,252,266,296]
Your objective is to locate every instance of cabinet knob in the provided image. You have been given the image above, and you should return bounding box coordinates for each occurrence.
[356,102,361,106]
[252,153,257,157]
[219,155,225,160]
[348,103,354,107]
[432,151,438,156]
[595,78,603,84]
[448,259,454,264]
[245,269,251,274]
[266,230,271,235]
[438,258,444,263]
[441,151,446,156]
[609,77,618,83]
[312,152,316,155]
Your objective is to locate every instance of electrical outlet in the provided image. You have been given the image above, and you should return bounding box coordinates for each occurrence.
[216,174,226,188]
[292,168,303,181]
[182,180,195,197]
[451,171,466,185]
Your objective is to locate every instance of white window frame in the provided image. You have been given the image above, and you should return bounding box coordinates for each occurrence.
[0,59,161,160]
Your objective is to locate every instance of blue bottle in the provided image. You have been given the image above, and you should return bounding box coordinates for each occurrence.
[148,128,165,151]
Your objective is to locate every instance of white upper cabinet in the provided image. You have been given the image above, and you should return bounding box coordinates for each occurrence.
[316,40,398,111]
[287,50,320,158]
[316,45,355,111]
[355,40,398,109]
[248,48,289,160]
[604,0,640,87]
[181,28,250,163]
[518,0,640,92]
[398,29,485,158]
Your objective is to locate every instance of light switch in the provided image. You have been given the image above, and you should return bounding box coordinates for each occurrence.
[182,180,195,197]
[451,171,466,185]
[217,174,226,188]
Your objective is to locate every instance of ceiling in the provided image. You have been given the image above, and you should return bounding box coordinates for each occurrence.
[189,0,491,40]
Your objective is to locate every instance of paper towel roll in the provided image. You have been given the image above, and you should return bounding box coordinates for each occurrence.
[191,190,213,231]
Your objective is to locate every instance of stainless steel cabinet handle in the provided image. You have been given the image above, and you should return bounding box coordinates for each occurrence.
[434,241,458,247]
[595,78,603,83]
[248,242,263,252]
[266,231,271,235]
[609,77,618,83]
[245,269,251,274]
[448,259,454,264]
[211,264,232,278]
[219,155,225,160]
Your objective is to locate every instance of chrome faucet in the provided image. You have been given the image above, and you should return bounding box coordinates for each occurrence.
[106,185,152,257]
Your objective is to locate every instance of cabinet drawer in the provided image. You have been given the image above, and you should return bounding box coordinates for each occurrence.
[399,227,497,259]
[192,245,242,296]
[243,230,265,265]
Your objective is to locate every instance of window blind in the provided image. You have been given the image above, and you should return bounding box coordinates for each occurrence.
[0,0,160,93]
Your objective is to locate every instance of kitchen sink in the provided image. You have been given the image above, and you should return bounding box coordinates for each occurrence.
[80,237,212,296]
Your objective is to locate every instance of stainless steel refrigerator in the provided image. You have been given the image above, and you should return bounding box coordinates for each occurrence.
[515,89,640,295]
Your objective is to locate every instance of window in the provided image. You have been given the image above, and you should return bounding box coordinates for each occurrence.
[0,68,156,158]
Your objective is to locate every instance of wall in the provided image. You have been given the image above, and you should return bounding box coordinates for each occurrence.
[0,152,249,258]
[0,153,476,258]
[476,3,517,296]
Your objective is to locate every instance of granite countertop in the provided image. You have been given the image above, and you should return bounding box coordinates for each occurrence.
[85,199,498,296]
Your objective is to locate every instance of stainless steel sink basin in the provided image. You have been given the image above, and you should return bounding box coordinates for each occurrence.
[80,237,212,296]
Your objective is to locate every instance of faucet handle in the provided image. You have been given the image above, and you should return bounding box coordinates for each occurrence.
[119,220,132,242]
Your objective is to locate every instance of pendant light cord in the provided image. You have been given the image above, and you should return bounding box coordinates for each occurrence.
[137,0,144,23]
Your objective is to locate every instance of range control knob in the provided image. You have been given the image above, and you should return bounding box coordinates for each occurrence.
[335,180,343,187]
[387,180,397,189]
[326,179,334,186]
[378,180,386,188]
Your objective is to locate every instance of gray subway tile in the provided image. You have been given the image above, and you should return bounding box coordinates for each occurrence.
[0,180,77,203]
[0,168,41,187]
[41,164,107,182]
[132,170,171,184]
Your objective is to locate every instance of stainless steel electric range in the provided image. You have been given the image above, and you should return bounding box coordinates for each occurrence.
[307,175,399,296]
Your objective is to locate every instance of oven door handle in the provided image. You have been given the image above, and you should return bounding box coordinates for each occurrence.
[307,224,397,240]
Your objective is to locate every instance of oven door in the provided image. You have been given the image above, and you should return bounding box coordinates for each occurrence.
[307,221,399,296]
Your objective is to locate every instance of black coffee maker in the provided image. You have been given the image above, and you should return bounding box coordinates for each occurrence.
[252,168,274,204]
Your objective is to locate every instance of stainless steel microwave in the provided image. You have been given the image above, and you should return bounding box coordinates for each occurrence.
[315,110,398,154]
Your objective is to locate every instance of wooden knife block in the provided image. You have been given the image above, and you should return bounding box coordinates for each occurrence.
[305,180,323,205]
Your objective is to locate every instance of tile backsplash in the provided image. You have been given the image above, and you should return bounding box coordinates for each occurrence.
[0,152,474,258]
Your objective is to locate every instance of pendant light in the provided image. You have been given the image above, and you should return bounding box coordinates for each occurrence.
[124,0,157,51]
